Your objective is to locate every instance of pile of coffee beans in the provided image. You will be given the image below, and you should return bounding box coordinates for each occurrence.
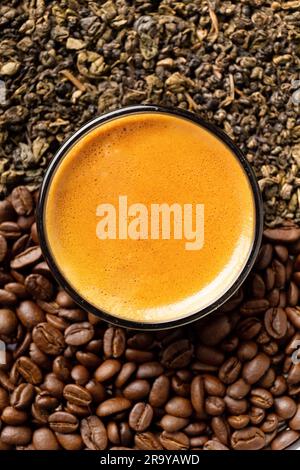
[1,187,300,450]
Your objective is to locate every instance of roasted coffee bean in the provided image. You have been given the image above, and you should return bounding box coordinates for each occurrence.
[271,430,300,450]
[33,323,65,355]
[159,431,189,450]
[32,428,60,450]
[149,375,170,408]
[252,274,266,299]
[17,214,34,231]
[55,432,83,450]
[274,396,297,419]
[65,402,90,417]
[136,362,164,379]
[191,362,218,373]
[196,345,224,366]
[227,378,250,401]
[126,349,154,363]
[231,427,265,450]
[0,221,21,239]
[11,187,33,216]
[191,376,206,418]
[205,396,225,416]
[1,406,28,425]
[114,362,137,389]
[48,411,79,434]
[17,300,45,329]
[0,387,9,411]
[55,291,75,308]
[1,205,300,452]
[236,318,262,341]
[160,415,189,432]
[94,359,121,382]
[171,371,191,397]
[274,245,288,263]
[129,403,153,432]
[161,340,193,368]
[52,356,71,382]
[28,342,51,369]
[103,327,126,358]
[75,351,100,370]
[123,380,150,401]
[237,341,258,361]
[258,368,276,388]
[25,274,53,301]
[63,384,92,407]
[0,200,15,223]
[211,416,229,445]
[35,392,58,411]
[265,267,275,291]
[163,396,192,418]
[270,376,287,396]
[224,396,248,415]
[41,373,64,399]
[260,413,278,433]
[127,333,153,349]
[227,415,250,430]
[134,432,162,450]
[85,380,106,404]
[255,329,270,345]
[10,383,35,410]
[286,307,300,329]
[5,282,27,299]
[220,288,243,313]
[46,313,69,331]
[264,307,287,339]
[287,282,299,306]
[250,388,273,409]
[264,227,300,243]
[1,425,32,446]
[242,353,271,384]
[240,299,269,316]
[107,421,132,446]
[203,440,229,450]
[190,435,208,447]
[96,397,131,417]
[255,244,273,270]
[220,335,239,353]
[70,364,90,385]
[184,422,206,436]
[249,407,266,425]
[10,246,42,269]
[289,405,300,431]
[272,259,286,289]
[197,314,232,346]
[0,289,17,306]
[81,416,107,450]
[16,357,42,385]
[203,375,226,397]
[218,357,241,384]
[0,235,7,262]
[59,308,86,323]
[0,308,18,336]
[65,322,94,346]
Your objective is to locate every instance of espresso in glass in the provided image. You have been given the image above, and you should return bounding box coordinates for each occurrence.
[38,106,262,328]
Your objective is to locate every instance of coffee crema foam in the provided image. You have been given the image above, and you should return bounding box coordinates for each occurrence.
[45,113,255,323]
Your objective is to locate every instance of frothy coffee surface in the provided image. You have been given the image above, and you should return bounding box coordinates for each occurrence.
[45,113,255,323]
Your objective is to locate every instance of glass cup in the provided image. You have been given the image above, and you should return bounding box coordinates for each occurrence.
[37,105,263,330]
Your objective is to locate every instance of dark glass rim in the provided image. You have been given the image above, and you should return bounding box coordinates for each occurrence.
[37,104,264,330]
